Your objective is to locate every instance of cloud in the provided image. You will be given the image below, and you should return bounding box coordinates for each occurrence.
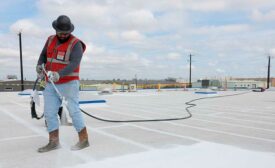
[85,42,105,56]
[189,0,227,12]
[120,30,145,42]
[10,19,51,37]
[193,24,250,35]
[251,9,275,22]
[120,9,157,31]
[166,52,182,60]
[208,61,219,67]
[270,48,275,56]
[216,68,225,73]
[227,0,275,10]
[0,48,18,58]
[37,0,110,28]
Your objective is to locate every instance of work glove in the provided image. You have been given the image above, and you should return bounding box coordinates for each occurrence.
[36,65,43,74]
[48,71,60,82]
[36,65,44,79]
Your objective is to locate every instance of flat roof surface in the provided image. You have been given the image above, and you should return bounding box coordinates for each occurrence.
[1,90,275,168]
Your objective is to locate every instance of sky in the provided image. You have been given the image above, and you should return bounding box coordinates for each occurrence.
[0,0,275,81]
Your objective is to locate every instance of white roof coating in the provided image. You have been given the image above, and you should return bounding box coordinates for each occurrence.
[1,90,275,168]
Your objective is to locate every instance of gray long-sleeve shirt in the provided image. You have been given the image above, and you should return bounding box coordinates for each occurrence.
[37,36,83,77]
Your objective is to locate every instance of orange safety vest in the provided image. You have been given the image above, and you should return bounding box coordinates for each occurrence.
[45,35,86,84]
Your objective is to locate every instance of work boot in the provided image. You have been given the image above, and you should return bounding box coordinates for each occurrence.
[38,129,60,153]
[71,127,89,150]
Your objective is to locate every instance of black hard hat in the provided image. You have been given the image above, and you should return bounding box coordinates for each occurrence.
[52,15,74,33]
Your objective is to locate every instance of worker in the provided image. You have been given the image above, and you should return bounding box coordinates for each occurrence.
[36,15,89,153]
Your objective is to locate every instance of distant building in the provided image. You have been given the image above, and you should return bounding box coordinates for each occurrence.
[226,80,266,89]
[176,78,186,83]
[229,77,275,88]
[192,79,222,88]
[6,75,18,80]
[0,80,35,92]
[191,77,273,89]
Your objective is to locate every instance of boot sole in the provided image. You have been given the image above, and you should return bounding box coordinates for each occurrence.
[38,144,61,153]
[71,142,89,151]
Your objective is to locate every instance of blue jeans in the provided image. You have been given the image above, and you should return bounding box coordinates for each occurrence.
[43,80,85,132]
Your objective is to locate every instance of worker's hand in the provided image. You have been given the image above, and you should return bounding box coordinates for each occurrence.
[36,65,43,74]
[48,71,60,82]
[36,65,44,79]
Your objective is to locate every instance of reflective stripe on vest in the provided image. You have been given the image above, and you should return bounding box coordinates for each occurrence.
[67,72,79,76]
[64,37,78,61]
[47,36,55,48]
[47,57,69,65]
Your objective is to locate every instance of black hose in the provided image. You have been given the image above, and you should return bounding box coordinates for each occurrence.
[31,78,44,120]
[185,91,251,112]
[81,108,191,123]
[80,90,251,123]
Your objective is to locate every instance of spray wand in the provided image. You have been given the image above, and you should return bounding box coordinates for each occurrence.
[41,65,72,125]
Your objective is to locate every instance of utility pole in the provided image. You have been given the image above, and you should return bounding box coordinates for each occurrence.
[135,74,138,87]
[188,53,193,88]
[18,31,24,91]
[267,55,271,89]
